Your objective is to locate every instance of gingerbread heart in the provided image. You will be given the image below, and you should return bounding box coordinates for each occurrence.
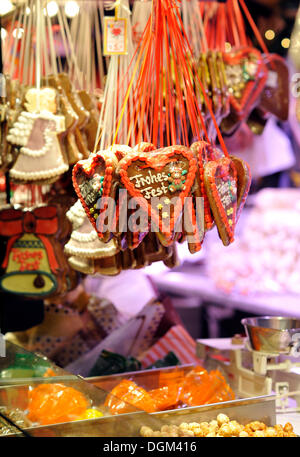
[204,157,237,246]
[72,151,118,242]
[230,155,251,221]
[223,47,268,120]
[259,54,289,121]
[191,141,223,231]
[118,146,197,243]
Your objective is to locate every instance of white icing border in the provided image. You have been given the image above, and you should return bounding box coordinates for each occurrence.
[9,163,69,181]
[66,200,86,227]
[64,239,119,259]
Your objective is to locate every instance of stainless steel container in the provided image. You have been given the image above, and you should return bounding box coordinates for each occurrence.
[242,317,300,355]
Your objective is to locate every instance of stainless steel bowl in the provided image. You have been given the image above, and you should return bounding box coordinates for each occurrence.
[241,317,300,355]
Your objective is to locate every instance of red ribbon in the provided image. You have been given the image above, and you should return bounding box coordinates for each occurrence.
[0,206,60,272]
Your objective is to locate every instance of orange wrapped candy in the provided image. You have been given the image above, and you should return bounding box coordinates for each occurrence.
[104,366,235,414]
[27,383,89,425]
[149,384,181,411]
[105,380,156,415]
[180,368,234,406]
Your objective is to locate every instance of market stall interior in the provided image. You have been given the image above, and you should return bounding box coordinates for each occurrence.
[0,0,300,438]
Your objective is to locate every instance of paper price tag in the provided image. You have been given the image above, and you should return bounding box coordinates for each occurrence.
[103,18,127,56]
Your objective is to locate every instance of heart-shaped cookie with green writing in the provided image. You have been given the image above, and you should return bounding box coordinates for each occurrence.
[72,150,118,242]
[204,157,237,246]
[117,146,197,245]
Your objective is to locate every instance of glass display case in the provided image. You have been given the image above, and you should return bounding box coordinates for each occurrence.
[0,373,276,437]
[0,341,75,385]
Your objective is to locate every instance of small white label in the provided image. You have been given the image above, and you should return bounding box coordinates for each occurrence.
[103,18,127,56]
[266,70,278,89]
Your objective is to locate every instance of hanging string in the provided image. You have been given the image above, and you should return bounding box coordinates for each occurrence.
[35,0,41,111]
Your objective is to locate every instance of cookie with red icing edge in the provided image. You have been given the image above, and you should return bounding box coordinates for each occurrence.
[72,150,119,243]
[117,145,197,245]
[230,155,251,221]
[133,142,157,153]
[190,141,214,231]
[221,48,268,134]
[204,157,238,247]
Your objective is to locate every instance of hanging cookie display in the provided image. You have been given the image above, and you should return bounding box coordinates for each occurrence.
[117,146,198,246]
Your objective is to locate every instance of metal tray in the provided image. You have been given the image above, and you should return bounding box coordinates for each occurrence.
[4,396,276,437]
[0,370,276,437]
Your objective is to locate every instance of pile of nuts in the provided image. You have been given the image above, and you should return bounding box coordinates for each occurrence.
[140,413,298,437]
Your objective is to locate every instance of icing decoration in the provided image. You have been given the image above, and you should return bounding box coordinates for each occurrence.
[118,146,197,243]
[0,206,61,297]
[204,158,238,246]
[223,48,268,119]
[72,150,118,241]
[167,165,187,193]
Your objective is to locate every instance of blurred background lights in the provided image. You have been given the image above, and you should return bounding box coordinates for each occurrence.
[44,1,59,17]
[12,28,24,39]
[1,28,7,40]
[65,1,80,18]
[281,38,291,48]
[265,29,275,40]
[0,0,14,16]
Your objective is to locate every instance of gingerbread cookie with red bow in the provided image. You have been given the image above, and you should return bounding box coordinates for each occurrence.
[0,205,70,298]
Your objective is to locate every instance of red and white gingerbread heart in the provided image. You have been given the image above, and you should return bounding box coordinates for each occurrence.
[204,157,238,246]
[72,150,118,242]
[117,145,197,245]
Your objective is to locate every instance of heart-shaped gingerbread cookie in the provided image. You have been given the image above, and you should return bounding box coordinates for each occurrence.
[204,157,238,246]
[230,155,251,221]
[223,47,268,120]
[72,150,118,242]
[118,145,197,244]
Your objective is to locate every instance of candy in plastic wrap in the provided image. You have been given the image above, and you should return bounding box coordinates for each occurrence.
[27,383,89,425]
[105,380,156,415]
[149,384,182,411]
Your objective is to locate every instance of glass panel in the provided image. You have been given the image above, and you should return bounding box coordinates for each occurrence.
[0,341,75,385]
